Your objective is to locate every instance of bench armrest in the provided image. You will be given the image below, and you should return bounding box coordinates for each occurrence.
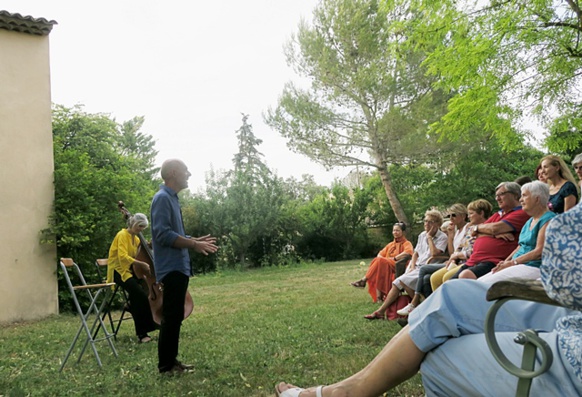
[485,278,559,307]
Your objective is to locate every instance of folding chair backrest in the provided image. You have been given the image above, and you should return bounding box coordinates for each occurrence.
[60,257,90,292]
[95,258,108,282]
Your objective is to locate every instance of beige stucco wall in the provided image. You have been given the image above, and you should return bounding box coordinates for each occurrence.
[0,28,57,324]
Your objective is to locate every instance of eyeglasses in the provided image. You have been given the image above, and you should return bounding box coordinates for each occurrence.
[423,219,435,224]
[449,213,457,218]
[495,191,510,199]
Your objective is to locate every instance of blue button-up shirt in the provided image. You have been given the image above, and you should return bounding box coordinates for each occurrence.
[150,184,191,282]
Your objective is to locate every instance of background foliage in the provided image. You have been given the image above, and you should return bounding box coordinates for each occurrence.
[46,105,159,310]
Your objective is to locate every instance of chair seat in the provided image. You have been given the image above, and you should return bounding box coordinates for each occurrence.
[73,282,115,290]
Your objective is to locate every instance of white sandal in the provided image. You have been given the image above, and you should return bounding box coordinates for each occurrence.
[275,384,323,397]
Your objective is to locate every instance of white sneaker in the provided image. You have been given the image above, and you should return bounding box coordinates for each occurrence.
[396,303,416,317]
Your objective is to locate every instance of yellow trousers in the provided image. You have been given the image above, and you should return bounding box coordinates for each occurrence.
[430,264,462,291]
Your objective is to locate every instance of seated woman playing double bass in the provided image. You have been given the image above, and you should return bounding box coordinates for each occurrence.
[107,213,157,343]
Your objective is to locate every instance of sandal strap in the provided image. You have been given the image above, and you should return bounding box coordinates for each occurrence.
[277,387,304,397]
[276,384,324,397]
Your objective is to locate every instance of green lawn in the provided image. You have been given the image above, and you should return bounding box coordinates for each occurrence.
[0,260,424,396]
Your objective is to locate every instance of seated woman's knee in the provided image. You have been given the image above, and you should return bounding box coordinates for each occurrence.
[458,269,476,279]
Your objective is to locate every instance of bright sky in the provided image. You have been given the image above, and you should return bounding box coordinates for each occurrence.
[3,0,348,191]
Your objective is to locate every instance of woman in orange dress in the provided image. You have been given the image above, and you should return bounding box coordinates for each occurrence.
[350,222,414,303]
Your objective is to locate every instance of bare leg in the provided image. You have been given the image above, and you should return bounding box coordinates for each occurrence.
[276,326,425,397]
[401,284,415,298]
[409,293,421,307]
[374,285,400,315]
[458,270,476,279]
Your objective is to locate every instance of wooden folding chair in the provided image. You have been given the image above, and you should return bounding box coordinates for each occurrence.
[484,278,560,397]
[59,258,118,371]
[94,259,132,339]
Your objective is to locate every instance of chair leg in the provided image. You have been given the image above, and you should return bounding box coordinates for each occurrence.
[61,288,118,372]
[60,293,103,371]
[114,304,128,337]
[59,319,86,372]
[114,288,133,337]
[93,285,120,341]
[78,289,118,364]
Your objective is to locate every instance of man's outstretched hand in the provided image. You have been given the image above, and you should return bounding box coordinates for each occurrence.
[190,235,218,255]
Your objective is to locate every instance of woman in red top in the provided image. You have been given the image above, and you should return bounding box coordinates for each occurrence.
[350,223,414,303]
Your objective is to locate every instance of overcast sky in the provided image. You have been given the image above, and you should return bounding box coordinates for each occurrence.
[3,0,349,191]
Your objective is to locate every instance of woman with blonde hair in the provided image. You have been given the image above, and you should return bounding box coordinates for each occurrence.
[540,154,579,213]
[396,203,469,317]
[535,163,547,183]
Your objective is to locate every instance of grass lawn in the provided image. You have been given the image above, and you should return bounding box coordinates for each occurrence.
[0,260,424,396]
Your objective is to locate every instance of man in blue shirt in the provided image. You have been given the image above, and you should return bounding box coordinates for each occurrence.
[151,159,218,374]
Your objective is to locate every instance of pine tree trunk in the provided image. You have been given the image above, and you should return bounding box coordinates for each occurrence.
[377,166,409,226]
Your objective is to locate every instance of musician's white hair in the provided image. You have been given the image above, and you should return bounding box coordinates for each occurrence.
[128,213,149,228]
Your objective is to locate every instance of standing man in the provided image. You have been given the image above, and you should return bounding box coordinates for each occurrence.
[151,159,218,374]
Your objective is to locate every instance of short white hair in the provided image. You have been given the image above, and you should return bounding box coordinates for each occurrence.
[521,181,550,204]
[128,213,149,229]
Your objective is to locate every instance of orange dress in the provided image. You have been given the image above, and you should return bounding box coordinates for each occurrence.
[365,237,414,302]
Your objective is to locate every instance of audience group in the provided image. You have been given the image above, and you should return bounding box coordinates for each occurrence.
[276,154,582,397]
[351,154,580,319]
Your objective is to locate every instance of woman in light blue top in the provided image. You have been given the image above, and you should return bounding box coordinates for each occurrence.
[479,181,555,284]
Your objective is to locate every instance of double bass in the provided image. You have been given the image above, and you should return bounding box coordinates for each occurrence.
[117,201,194,325]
